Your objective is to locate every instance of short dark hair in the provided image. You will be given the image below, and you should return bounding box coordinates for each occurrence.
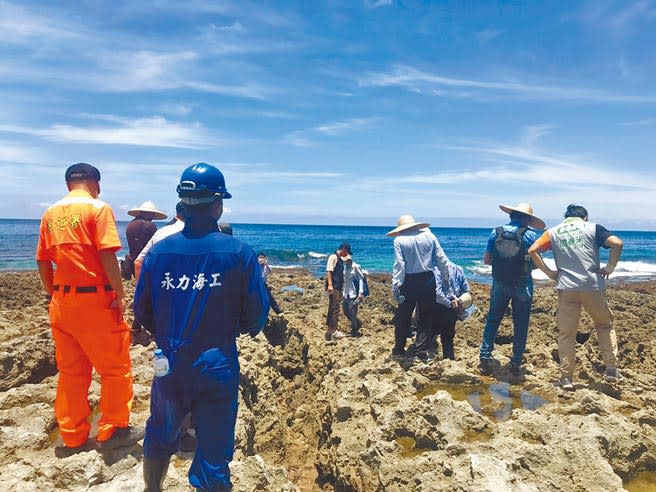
[338,242,352,254]
[564,204,588,219]
[65,163,101,182]
[218,222,233,236]
[257,252,267,257]
[509,211,530,222]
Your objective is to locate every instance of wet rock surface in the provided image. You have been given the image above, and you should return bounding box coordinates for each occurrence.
[1,271,655,491]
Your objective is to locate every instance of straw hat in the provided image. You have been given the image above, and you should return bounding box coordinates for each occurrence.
[459,292,473,309]
[499,203,545,229]
[128,201,167,220]
[386,215,430,237]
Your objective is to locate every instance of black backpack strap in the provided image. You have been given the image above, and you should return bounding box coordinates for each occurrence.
[515,226,528,240]
[496,226,505,238]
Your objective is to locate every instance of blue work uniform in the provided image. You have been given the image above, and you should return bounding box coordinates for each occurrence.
[134,216,269,491]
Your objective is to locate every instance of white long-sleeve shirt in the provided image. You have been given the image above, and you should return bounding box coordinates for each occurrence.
[391,228,450,289]
[135,219,185,264]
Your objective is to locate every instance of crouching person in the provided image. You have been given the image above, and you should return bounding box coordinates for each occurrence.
[134,163,269,492]
[433,261,471,360]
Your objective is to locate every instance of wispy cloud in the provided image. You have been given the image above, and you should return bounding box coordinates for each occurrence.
[0,0,81,44]
[358,65,656,103]
[315,118,375,136]
[437,142,655,190]
[522,124,553,146]
[477,28,501,42]
[0,116,215,148]
[619,117,656,126]
[283,131,314,147]
[570,0,656,36]
[364,0,393,7]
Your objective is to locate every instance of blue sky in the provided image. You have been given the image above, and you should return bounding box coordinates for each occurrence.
[1,0,656,229]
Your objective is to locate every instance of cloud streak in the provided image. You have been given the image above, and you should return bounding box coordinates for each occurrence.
[0,116,215,148]
[358,65,656,103]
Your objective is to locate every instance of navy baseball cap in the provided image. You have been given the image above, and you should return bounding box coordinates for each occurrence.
[338,242,352,254]
[65,163,101,182]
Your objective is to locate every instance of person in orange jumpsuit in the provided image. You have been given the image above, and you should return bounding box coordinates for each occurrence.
[36,163,143,450]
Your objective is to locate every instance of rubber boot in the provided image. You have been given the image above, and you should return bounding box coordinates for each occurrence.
[143,456,171,492]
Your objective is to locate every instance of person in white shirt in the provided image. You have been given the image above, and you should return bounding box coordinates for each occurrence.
[342,255,365,336]
[387,215,452,361]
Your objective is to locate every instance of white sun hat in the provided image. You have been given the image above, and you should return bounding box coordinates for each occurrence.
[128,201,168,220]
[386,215,430,237]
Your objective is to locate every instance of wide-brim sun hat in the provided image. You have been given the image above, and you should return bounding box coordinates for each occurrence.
[386,215,430,237]
[459,292,473,309]
[128,201,168,220]
[499,203,545,230]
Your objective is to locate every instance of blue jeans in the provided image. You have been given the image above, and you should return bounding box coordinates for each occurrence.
[479,280,533,366]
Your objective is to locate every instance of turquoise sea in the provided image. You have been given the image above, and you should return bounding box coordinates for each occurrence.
[3,219,656,284]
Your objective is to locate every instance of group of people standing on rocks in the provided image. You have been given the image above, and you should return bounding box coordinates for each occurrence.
[339,202,622,393]
[35,161,625,492]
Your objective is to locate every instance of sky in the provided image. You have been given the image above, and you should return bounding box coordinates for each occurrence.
[1,0,656,229]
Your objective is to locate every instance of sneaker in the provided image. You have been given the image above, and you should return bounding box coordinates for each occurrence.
[509,363,521,376]
[560,376,574,391]
[96,426,145,450]
[349,330,363,338]
[605,367,624,382]
[479,359,492,376]
[325,330,347,341]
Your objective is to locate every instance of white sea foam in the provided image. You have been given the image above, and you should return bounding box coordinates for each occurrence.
[469,259,656,281]
[308,251,328,259]
[270,264,302,269]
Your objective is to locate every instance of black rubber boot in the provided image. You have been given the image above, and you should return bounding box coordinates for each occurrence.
[143,457,171,492]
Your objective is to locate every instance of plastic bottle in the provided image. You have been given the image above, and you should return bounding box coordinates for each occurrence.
[153,348,170,377]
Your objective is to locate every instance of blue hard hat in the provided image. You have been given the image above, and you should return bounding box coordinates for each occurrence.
[176,163,232,204]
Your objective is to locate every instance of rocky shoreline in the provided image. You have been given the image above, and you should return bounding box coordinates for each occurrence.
[1,270,655,491]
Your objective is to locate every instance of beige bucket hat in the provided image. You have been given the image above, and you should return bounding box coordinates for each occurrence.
[499,203,545,229]
[386,215,430,237]
[128,201,168,220]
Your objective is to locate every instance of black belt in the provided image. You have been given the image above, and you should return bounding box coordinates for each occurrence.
[52,284,113,293]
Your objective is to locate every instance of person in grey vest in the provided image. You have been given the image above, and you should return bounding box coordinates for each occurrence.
[528,204,623,390]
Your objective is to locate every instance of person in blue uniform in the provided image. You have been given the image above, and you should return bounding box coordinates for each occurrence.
[134,163,269,492]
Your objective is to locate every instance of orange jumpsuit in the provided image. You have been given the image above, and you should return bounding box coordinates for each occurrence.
[36,189,133,447]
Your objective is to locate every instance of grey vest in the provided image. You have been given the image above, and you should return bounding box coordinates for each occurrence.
[549,217,604,291]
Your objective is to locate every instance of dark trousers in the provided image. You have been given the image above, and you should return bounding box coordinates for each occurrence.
[433,303,457,360]
[342,297,362,333]
[265,283,282,314]
[326,290,343,330]
[394,271,436,355]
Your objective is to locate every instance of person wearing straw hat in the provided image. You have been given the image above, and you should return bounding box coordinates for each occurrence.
[387,215,452,361]
[432,261,472,360]
[528,204,624,390]
[479,202,544,377]
[121,201,167,280]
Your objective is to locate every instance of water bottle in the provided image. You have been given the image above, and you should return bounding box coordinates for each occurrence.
[153,348,170,377]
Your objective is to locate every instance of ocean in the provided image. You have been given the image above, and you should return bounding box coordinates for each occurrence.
[3,219,656,284]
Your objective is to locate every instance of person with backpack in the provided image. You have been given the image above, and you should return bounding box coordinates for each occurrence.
[479,203,545,376]
[325,242,352,340]
[342,254,367,337]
